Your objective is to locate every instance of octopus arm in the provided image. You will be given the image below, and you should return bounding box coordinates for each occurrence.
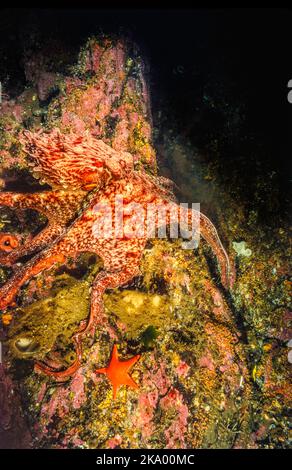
[0,190,78,215]
[0,242,68,311]
[198,211,235,289]
[0,222,65,266]
[0,190,87,266]
[160,202,234,289]
[35,262,141,380]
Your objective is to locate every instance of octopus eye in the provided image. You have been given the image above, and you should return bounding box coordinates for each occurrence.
[4,240,10,246]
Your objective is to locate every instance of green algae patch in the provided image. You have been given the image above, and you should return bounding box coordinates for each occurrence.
[105,289,174,338]
[7,273,91,361]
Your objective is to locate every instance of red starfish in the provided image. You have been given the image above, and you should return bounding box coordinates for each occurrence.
[96,344,140,399]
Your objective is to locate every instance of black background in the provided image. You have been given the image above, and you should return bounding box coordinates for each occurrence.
[0,6,291,207]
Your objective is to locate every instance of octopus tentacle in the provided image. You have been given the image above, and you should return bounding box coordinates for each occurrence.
[34,321,86,382]
[197,211,235,289]
[35,265,140,381]
[0,245,67,311]
[0,190,87,266]
[0,191,56,211]
[157,203,234,289]
[0,224,64,266]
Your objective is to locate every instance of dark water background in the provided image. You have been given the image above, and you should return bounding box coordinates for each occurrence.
[0,7,291,218]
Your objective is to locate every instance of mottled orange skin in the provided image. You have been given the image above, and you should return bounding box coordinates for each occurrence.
[0,129,234,381]
[0,190,86,266]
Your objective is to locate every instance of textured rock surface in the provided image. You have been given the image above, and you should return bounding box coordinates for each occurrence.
[0,34,290,449]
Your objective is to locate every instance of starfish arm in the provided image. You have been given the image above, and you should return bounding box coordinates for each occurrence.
[111,344,119,361]
[123,374,139,390]
[95,367,108,375]
[124,354,141,369]
[112,383,119,400]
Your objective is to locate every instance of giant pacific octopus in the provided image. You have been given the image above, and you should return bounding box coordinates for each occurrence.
[0,129,234,380]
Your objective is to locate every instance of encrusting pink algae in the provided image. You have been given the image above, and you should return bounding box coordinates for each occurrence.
[0,35,290,449]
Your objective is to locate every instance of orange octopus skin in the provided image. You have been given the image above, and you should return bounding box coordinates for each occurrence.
[0,129,235,381]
